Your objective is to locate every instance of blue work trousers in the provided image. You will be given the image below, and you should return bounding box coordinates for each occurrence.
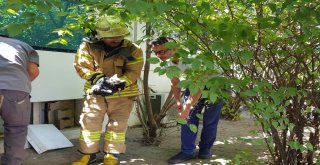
[181,89,224,154]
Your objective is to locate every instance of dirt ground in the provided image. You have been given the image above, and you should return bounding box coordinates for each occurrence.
[1,118,268,165]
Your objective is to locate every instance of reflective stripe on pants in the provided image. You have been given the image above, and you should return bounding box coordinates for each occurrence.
[79,95,134,154]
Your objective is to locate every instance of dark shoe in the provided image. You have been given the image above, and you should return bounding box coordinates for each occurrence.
[168,152,196,164]
[198,149,212,159]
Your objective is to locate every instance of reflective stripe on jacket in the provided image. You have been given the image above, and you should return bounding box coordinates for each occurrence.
[74,39,144,99]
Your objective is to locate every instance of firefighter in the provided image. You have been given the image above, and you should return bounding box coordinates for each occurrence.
[72,15,144,165]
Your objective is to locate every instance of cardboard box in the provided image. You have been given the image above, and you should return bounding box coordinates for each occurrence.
[54,108,74,120]
[48,100,74,111]
[47,100,75,125]
[55,117,74,129]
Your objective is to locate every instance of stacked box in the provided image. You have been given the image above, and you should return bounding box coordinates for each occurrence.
[47,100,75,129]
[54,109,75,129]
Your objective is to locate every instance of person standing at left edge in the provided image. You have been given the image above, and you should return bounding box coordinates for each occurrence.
[72,15,144,165]
[0,35,40,165]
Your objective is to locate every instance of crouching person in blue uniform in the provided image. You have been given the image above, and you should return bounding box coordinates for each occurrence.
[150,37,224,164]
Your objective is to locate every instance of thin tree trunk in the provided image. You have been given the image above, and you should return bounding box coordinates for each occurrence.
[143,23,158,138]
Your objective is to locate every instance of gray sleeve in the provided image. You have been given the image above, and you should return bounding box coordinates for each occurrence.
[28,49,39,66]
[21,42,39,66]
[16,39,40,66]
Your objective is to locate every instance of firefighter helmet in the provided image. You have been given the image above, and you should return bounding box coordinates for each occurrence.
[95,15,130,39]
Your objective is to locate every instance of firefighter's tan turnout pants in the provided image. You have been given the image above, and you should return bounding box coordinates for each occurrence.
[78,94,135,154]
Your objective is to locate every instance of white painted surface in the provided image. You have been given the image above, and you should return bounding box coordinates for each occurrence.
[30,50,85,102]
[29,46,171,102]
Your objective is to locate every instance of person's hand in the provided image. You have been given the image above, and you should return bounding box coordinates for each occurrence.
[177,105,190,120]
[175,101,183,112]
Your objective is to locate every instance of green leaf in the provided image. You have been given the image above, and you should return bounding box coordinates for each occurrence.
[219,59,230,69]
[47,38,68,46]
[196,113,203,119]
[148,57,160,64]
[177,80,190,88]
[22,12,36,18]
[258,17,273,29]
[209,93,218,104]
[159,61,167,67]
[189,83,199,94]
[35,1,52,13]
[165,42,179,49]
[176,118,187,124]
[158,69,166,75]
[305,142,314,151]
[155,3,172,13]
[56,11,68,17]
[243,90,257,97]
[189,124,198,133]
[50,0,64,8]
[272,121,278,127]
[287,87,297,96]
[6,1,23,11]
[240,50,253,60]
[6,8,17,14]
[191,60,201,69]
[269,3,277,13]
[166,66,181,79]
[270,92,281,105]
[239,29,248,38]
[35,16,46,23]
[219,22,228,30]
[125,0,153,14]
[175,49,189,58]
[153,67,161,73]
[211,41,231,53]
[288,123,295,131]
[288,141,301,150]
[6,23,25,36]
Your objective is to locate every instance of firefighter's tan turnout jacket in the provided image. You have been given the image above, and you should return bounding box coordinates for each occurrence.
[74,39,144,99]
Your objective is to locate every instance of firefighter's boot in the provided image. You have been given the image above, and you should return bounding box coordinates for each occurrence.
[72,154,97,165]
[103,153,118,165]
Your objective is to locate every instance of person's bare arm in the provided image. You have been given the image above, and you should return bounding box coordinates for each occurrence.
[28,62,39,81]
[178,90,202,119]
[184,90,202,109]
[171,77,183,111]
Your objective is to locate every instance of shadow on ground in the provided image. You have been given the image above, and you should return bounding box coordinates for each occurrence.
[19,119,267,165]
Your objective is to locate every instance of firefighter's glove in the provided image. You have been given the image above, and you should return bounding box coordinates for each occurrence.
[104,74,126,93]
[90,77,114,96]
